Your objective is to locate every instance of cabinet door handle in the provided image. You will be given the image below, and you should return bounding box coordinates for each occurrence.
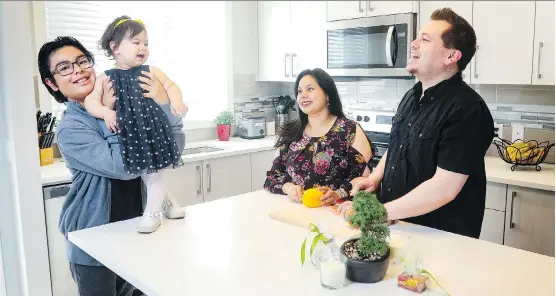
[358,1,364,13]
[537,41,544,79]
[206,163,212,193]
[285,53,290,78]
[474,44,479,79]
[291,53,297,78]
[196,165,202,195]
[509,191,516,228]
[367,1,373,12]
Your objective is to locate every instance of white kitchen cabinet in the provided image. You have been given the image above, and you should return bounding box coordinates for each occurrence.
[504,185,555,257]
[203,154,252,202]
[326,1,366,21]
[257,1,292,81]
[485,181,507,211]
[250,149,278,191]
[471,1,535,85]
[367,1,416,17]
[291,1,328,72]
[418,1,473,83]
[531,1,555,86]
[163,161,203,207]
[258,1,327,81]
[480,208,505,245]
[326,1,415,21]
[480,182,507,244]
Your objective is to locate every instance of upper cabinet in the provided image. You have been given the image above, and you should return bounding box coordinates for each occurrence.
[257,1,327,82]
[327,1,416,22]
[290,1,328,73]
[327,1,366,21]
[257,1,292,82]
[419,1,553,86]
[471,1,535,85]
[532,1,555,86]
[368,1,416,17]
[418,1,473,84]
[258,1,553,85]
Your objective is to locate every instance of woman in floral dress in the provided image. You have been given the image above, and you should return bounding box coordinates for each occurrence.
[264,68,373,205]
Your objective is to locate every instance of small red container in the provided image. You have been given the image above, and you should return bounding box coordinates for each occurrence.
[217,124,231,141]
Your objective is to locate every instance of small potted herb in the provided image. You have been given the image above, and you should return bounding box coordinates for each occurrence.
[215,110,234,141]
[341,191,390,283]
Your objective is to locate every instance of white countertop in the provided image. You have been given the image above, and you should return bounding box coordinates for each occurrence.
[40,136,277,186]
[41,141,555,192]
[69,190,555,296]
[485,156,555,191]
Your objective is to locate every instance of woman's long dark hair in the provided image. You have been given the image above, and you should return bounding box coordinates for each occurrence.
[275,68,345,148]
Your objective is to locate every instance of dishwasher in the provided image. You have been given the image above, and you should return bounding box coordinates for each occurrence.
[43,182,78,296]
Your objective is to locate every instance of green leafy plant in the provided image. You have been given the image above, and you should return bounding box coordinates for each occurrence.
[215,110,234,125]
[348,191,389,257]
[300,223,329,265]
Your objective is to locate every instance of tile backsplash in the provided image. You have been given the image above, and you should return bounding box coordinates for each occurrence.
[335,78,555,163]
[231,74,294,135]
[333,78,555,130]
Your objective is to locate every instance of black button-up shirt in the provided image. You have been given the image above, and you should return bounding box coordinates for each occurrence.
[381,72,494,238]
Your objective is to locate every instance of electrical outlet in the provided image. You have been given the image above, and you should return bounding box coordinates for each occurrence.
[511,124,525,142]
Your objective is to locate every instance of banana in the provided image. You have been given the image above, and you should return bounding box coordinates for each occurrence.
[505,141,537,163]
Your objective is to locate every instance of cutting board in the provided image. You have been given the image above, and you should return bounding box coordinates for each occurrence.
[268,203,360,239]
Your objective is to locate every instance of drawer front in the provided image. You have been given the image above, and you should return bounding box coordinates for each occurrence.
[479,208,505,245]
[485,182,507,211]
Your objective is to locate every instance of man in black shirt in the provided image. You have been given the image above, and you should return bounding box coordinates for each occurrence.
[348,8,494,238]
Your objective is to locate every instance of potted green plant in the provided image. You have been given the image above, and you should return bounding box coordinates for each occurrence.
[215,110,234,141]
[340,191,390,283]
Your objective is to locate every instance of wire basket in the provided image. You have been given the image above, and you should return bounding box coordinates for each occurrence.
[492,137,555,171]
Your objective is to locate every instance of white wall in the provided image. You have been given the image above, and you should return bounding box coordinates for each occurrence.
[0,237,5,296]
[0,2,52,296]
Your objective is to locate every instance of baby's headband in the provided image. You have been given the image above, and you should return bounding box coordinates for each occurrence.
[114,18,145,29]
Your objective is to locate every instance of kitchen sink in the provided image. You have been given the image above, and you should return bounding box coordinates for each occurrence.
[182,146,224,155]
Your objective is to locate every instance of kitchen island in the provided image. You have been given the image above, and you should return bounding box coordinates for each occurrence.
[69,190,555,296]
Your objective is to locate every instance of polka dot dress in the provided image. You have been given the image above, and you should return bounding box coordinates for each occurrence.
[105,65,183,175]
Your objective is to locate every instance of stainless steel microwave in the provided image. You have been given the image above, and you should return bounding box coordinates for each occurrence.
[326,13,417,77]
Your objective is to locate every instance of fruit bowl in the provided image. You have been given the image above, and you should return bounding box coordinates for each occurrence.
[492,137,554,171]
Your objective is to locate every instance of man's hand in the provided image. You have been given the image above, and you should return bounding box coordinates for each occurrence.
[351,173,382,195]
[139,71,169,105]
[103,109,118,133]
[337,201,396,225]
[318,186,341,206]
[101,76,116,110]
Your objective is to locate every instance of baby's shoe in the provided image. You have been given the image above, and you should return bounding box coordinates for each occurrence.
[137,212,161,234]
[162,193,185,219]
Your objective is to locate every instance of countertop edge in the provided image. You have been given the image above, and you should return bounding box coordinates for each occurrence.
[487,176,555,192]
[41,138,277,186]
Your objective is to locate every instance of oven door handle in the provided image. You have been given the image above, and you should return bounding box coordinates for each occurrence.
[385,25,396,67]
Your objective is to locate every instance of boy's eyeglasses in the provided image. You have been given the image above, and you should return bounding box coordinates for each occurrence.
[52,56,94,76]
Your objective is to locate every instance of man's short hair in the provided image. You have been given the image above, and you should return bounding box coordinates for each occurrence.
[431,8,477,71]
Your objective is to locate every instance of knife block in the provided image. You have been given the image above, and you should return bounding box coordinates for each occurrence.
[40,147,54,166]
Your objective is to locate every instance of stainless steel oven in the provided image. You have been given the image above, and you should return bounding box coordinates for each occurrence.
[326,13,416,77]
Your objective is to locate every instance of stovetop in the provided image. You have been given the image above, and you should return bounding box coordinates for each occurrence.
[349,109,394,167]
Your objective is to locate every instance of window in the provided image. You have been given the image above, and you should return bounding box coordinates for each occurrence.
[42,1,229,128]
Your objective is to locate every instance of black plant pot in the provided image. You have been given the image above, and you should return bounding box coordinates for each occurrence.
[340,238,390,284]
